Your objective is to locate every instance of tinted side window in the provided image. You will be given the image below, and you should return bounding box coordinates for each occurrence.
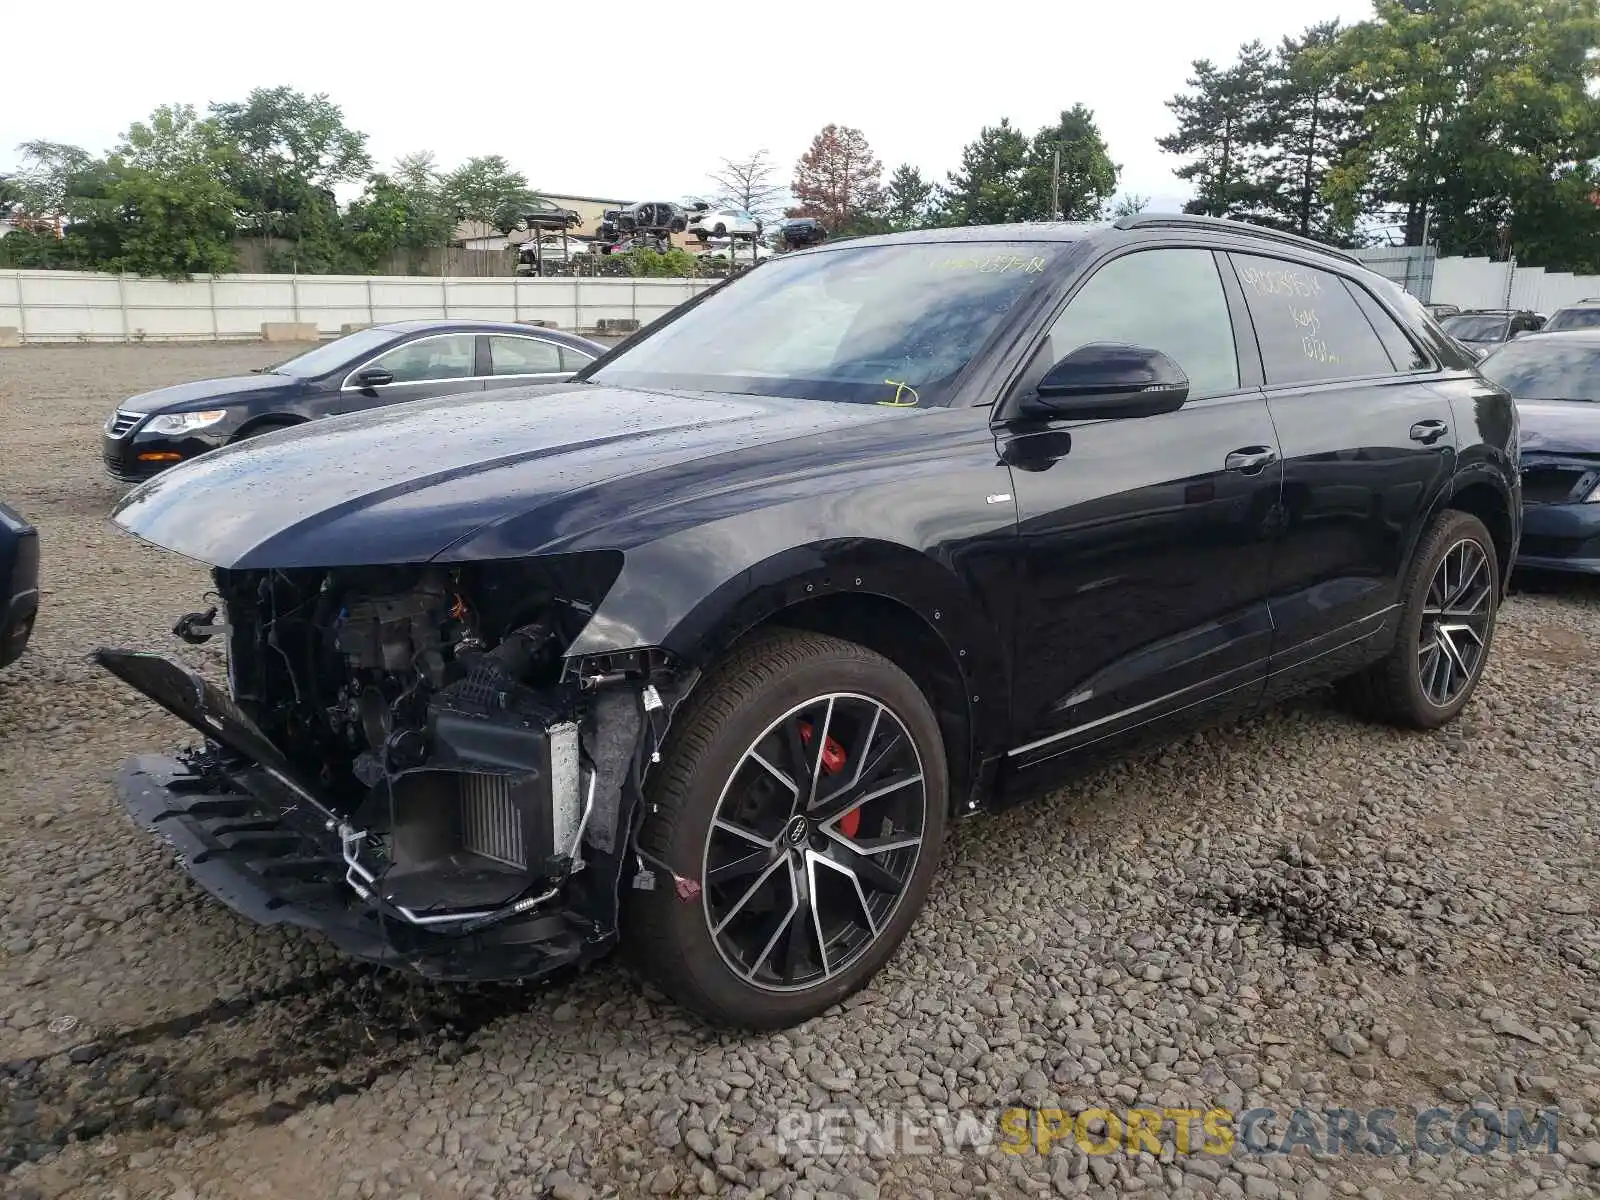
[1038,248,1239,399]
[488,335,562,375]
[560,345,595,372]
[1229,254,1395,385]
[370,334,476,383]
[1344,281,1429,371]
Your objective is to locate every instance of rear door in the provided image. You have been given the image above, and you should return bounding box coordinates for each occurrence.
[999,245,1283,772]
[482,333,576,391]
[1224,252,1457,696]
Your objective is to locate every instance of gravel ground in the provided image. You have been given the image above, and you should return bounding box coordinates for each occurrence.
[0,343,1597,1200]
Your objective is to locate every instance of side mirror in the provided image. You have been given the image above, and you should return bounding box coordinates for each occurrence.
[353,367,394,389]
[1020,343,1189,420]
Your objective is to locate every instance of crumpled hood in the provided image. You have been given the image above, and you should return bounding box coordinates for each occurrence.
[123,373,303,413]
[112,384,889,568]
[1517,399,1600,456]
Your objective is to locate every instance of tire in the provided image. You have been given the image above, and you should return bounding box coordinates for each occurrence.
[713,222,727,237]
[626,628,948,1028]
[1337,509,1499,728]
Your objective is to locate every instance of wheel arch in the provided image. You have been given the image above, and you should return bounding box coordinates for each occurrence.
[572,539,1013,814]
[231,413,307,442]
[1445,471,1517,592]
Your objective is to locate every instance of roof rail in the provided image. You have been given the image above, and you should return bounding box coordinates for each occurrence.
[1112,213,1361,265]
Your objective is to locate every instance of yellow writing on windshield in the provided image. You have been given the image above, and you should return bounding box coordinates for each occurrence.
[931,253,1048,275]
[878,380,921,407]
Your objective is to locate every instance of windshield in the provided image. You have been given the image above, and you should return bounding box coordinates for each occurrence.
[266,327,397,377]
[1479,339,1600,401]
[1544,307,1600,332]
[588,241,1057,405]
[1442,314,1511,342]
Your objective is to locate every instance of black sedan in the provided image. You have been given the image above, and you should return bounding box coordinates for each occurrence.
[1478,331,1600,574]
[103,320,607,482]
[0,502,39,670]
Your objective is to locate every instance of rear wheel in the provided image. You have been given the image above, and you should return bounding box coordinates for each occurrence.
[1338,509,1499,728]
[627,629,947,1028]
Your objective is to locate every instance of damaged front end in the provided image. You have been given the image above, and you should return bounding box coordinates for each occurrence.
[99,555,685,981]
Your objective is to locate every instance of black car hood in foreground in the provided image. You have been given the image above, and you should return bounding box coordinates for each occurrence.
[113,384,897,568]
[1517,399,1600,455]
[124,373,305,414]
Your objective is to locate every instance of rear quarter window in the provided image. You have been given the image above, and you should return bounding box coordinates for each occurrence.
[1344,281,1430,371]
[1229,253,1398,385]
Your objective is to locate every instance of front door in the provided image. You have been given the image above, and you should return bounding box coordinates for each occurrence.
[337,331,486,413]
[1222,252,1458,696]
[999,246,1282,774]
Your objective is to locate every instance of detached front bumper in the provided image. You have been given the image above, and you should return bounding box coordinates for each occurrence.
[116,751,597,981]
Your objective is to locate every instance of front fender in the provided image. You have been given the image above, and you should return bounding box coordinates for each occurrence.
[566,535,1014,760]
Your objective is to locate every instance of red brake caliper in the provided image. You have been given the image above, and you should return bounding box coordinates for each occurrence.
[799,722,860,837]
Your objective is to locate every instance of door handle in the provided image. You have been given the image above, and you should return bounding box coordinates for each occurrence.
[1409,419,1449,445]
[1225,446,1278,475]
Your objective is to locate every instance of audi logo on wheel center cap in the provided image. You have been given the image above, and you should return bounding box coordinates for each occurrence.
[783,815,809,847]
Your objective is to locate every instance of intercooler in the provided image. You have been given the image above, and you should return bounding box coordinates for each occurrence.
[460,774,526,868]
[350,719,585,918]
[452,719,581,870]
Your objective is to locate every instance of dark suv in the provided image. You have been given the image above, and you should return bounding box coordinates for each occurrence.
[99,215,1518,1028]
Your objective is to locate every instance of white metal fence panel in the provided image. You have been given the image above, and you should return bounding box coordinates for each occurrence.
[1,270,717,343]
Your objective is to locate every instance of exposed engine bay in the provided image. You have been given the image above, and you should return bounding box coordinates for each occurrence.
[97,559,688,980]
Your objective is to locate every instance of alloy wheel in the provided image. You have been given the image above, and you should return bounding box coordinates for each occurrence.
[1417,538,1493,707]
[701,693,928,993]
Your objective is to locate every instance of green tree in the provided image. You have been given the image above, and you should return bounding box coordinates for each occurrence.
[1249,22,1365,243]
[1329,0,1600,267]
[1023,105,1120,221]
[941,119,1033,225]
[9,140,93,227]
[882,164,935,229]
[443,155,540,236]
[65,105,241,277]
[342,152,455,272]
[1158,42,1274,218]
[789,124,885,234]
[944,108,1119,224]
[210,87,371,271]
[1111,194,1150,218]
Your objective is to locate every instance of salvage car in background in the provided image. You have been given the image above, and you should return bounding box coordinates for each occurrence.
[0,502,39,670]
[689,207,762,240]
[1478,331,1600,574]
[774,216,827,251]
[1541,299,1600,332]
[1441,308,1545,352]
[102,320,606,482]
[99,215,1517,1029]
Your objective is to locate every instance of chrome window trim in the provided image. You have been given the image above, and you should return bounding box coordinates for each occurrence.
[340,331,479,391]
[485,333,570,378]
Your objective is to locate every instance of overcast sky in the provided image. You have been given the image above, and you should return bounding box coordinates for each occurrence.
[2,0,1375,212]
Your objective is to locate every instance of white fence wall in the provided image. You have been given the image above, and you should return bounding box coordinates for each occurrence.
[0,270,718,343]
[1430,256,1600,313]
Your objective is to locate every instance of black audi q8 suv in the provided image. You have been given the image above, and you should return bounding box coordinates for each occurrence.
[99,215,1518,1028]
